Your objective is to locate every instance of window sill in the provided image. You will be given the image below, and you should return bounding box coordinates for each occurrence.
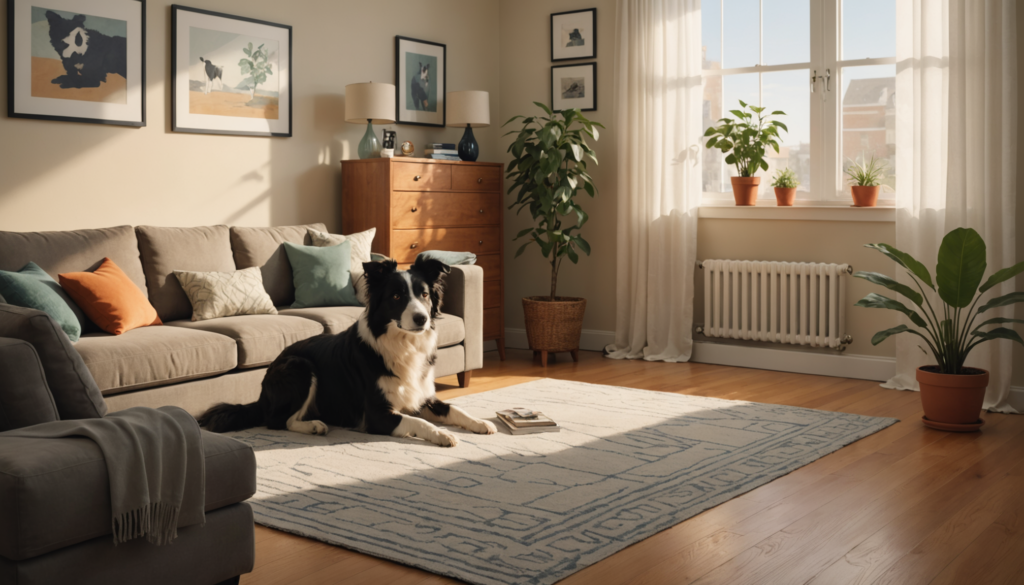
[698,204,895,222]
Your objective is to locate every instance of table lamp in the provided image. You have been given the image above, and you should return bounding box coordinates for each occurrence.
[447,91,490,162]
[345,82,396,159]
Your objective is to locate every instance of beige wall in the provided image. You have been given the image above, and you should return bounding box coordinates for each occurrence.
[1015,4,1024,388]
[0,0,500,233]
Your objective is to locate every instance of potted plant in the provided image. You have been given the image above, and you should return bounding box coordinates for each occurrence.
[704,100,787,206]
[845,155,888,207]
[503,102,602,366]
[770,167,799,206]
[855,227,1024,431]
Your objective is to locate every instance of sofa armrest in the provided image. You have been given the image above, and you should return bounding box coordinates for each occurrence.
[442,265,484,372]
[0,337,59,432]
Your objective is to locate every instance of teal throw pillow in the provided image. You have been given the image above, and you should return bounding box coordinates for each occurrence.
[283,240,360,308]
[0,262,84,341]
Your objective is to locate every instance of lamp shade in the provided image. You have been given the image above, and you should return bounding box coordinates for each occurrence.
[345,82,396,124]
[447,91,490,128]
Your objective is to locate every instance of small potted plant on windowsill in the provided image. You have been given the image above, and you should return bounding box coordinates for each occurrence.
[704,100,787,206]
[855,227,1024,431]
[845,155,888,207]
[770,167,799,206]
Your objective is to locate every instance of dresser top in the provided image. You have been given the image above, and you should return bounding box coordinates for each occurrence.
[341,157,502,168]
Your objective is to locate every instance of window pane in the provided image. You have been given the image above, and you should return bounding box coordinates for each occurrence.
[761,70,811,197]
[723,0,760,68]
[701,73,725,193]
[841,65,896,198]
[842,0,895,60]
[764,0,809,65]
[702,0,722,66]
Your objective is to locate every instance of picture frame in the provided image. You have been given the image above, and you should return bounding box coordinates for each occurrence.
[551,62,596,112]
[551,8,596,62]
[7,0,145,126]
[171,5,292,137]
[395,36,446,127]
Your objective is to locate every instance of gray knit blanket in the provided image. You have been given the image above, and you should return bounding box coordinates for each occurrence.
[6,406,205,545]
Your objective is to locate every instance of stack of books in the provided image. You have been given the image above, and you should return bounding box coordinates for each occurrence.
[424,143,460,161]
[496,408,560,435]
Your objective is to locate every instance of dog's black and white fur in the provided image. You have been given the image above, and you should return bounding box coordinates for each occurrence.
[44,10,127,89]
[198,57,223,95]
[410,62,430,111]
[197,257,495,447]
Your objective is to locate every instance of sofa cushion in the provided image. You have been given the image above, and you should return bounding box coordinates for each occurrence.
[229,223,327,307]
[0,225,148,298]
[278,306,465,347]
[283,240,360,308]
[76,326,238,394]
[0,262,84,341]
[174,267,278,321]
[59,258,163,336]
[0,430,255,561]
[136,225,236,322]
[166,315,324,368]
[0,338,60,432]
[0,304,108,420]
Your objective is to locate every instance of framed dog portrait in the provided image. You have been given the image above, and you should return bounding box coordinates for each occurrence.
[7,0,145,126]
[395,36,446,127]
[551,8,596,62]
[171,5,292,137]
[552,62,596,112]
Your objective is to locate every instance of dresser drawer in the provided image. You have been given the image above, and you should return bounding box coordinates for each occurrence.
[393,162,451,191]
[391,227,500,263]
[392,192,500,228]
[484,280,501,309]
[452,165,501,192]
[484,307,502,339]
[476,254,502,280]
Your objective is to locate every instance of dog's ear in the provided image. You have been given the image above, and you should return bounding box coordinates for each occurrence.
[71,13,86,25]
[362,259,397,280]
[410,256,450,284]
[45,10,62,25]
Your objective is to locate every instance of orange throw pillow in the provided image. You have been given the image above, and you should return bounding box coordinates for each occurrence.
[59,258,162,335]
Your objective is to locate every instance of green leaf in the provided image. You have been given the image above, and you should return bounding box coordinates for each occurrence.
[774,121,788,132]
[770,110,785,115]
[706,137,719,149]
[855,293,928,327]
[973,317,1024,329]
[936,227,987,308]
[533,101,554,116]
[853,271,924,306]
[567,247,579,264]
[870,324,929,346]
[514,241,532,258]
[978,292,1024,313]
[583,181,595,197]
[979,260,1024,293]
[865,243,934,289]
[971,327,1024,349]
[574,236,591,255]
[515,227,534,239]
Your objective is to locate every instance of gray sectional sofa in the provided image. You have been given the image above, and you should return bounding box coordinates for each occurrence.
[0,223,484,416]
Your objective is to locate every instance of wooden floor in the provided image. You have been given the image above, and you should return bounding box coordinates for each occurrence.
[241,349,1024,585]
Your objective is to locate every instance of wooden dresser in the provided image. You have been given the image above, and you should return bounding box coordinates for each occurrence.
[340,157,505,360]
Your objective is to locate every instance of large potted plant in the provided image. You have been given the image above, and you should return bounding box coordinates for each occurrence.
[844,155,888,207]
[704,100,787,206]
[504,102,602,366]
[855,228,1024,431]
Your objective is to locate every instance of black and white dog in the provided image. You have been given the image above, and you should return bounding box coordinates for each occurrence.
[44,10,127,89]
[198,257,495,447]
[198,57,223,95]
[411,62,430,110]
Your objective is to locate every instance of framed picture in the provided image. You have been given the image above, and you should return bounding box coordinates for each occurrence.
[395,36,446,127]
[552,62,596,112]
[7,0,145,126]
[171,5,292,137]
[551,8,596,62]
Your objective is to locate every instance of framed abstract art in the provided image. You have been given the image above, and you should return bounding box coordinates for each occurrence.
[7,0,145,126]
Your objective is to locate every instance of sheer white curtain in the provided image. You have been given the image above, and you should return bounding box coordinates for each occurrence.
[888,0,1018,412]
[605,0,703,363]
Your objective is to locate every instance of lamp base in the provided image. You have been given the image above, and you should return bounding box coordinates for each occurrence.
[458,125,479,162]
[358,121,380,159]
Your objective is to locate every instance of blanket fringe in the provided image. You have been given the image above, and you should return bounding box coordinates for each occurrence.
[112,502,181,546]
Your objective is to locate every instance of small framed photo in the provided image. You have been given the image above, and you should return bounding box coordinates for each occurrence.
[551,8,596,62]
[395,36,446,127]
[171,5,292,137]
[7,0,145,126]
[551,62,596,112]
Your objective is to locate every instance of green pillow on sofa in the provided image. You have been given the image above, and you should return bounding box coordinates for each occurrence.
[283,240,360,308]
[0,262,85,342]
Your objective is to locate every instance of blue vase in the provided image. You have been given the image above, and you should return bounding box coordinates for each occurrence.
[358,121,380,159]
[458,125,479,162]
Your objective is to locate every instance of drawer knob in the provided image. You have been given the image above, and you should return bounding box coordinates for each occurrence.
[414,175,422,181]
[478,240,483,245]
[479,209,485,213]
[477,177,484,184]
[411,207,418,212]
[410,243,419,249]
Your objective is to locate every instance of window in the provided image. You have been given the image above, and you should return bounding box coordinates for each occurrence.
[701,0,896,204]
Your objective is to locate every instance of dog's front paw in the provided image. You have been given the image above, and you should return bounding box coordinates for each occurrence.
[473,420,497,435]
[310,420,329,435]
[433,429,459,447]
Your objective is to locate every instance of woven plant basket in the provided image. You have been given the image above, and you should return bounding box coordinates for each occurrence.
[522,296,587,352]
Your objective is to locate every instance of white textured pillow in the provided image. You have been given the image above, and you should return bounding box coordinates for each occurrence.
[308,228,375,266]
[174,267,278,322]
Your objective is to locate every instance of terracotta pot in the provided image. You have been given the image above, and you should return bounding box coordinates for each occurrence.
[774,187,796,206]
[523,297,586,366]
[730,176,760,206]
[851,185,880,207]
[917,366,988,430]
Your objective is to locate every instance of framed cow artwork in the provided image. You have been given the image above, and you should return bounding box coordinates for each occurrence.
[394,36,446,127]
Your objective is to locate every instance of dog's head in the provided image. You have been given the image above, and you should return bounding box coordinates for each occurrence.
[46,11,88,60]
[362,257,450,337]
[418,62,430,82]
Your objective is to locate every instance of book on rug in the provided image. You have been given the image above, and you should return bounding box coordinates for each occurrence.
[496,408,560,434]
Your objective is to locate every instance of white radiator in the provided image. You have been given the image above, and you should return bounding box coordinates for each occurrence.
[698,260,852,350]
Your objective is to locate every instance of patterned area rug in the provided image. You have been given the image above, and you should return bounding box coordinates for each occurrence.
[227,379,897,585]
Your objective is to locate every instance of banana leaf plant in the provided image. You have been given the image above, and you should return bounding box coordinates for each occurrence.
[855,227,1024,374]
[503,102,603,301]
